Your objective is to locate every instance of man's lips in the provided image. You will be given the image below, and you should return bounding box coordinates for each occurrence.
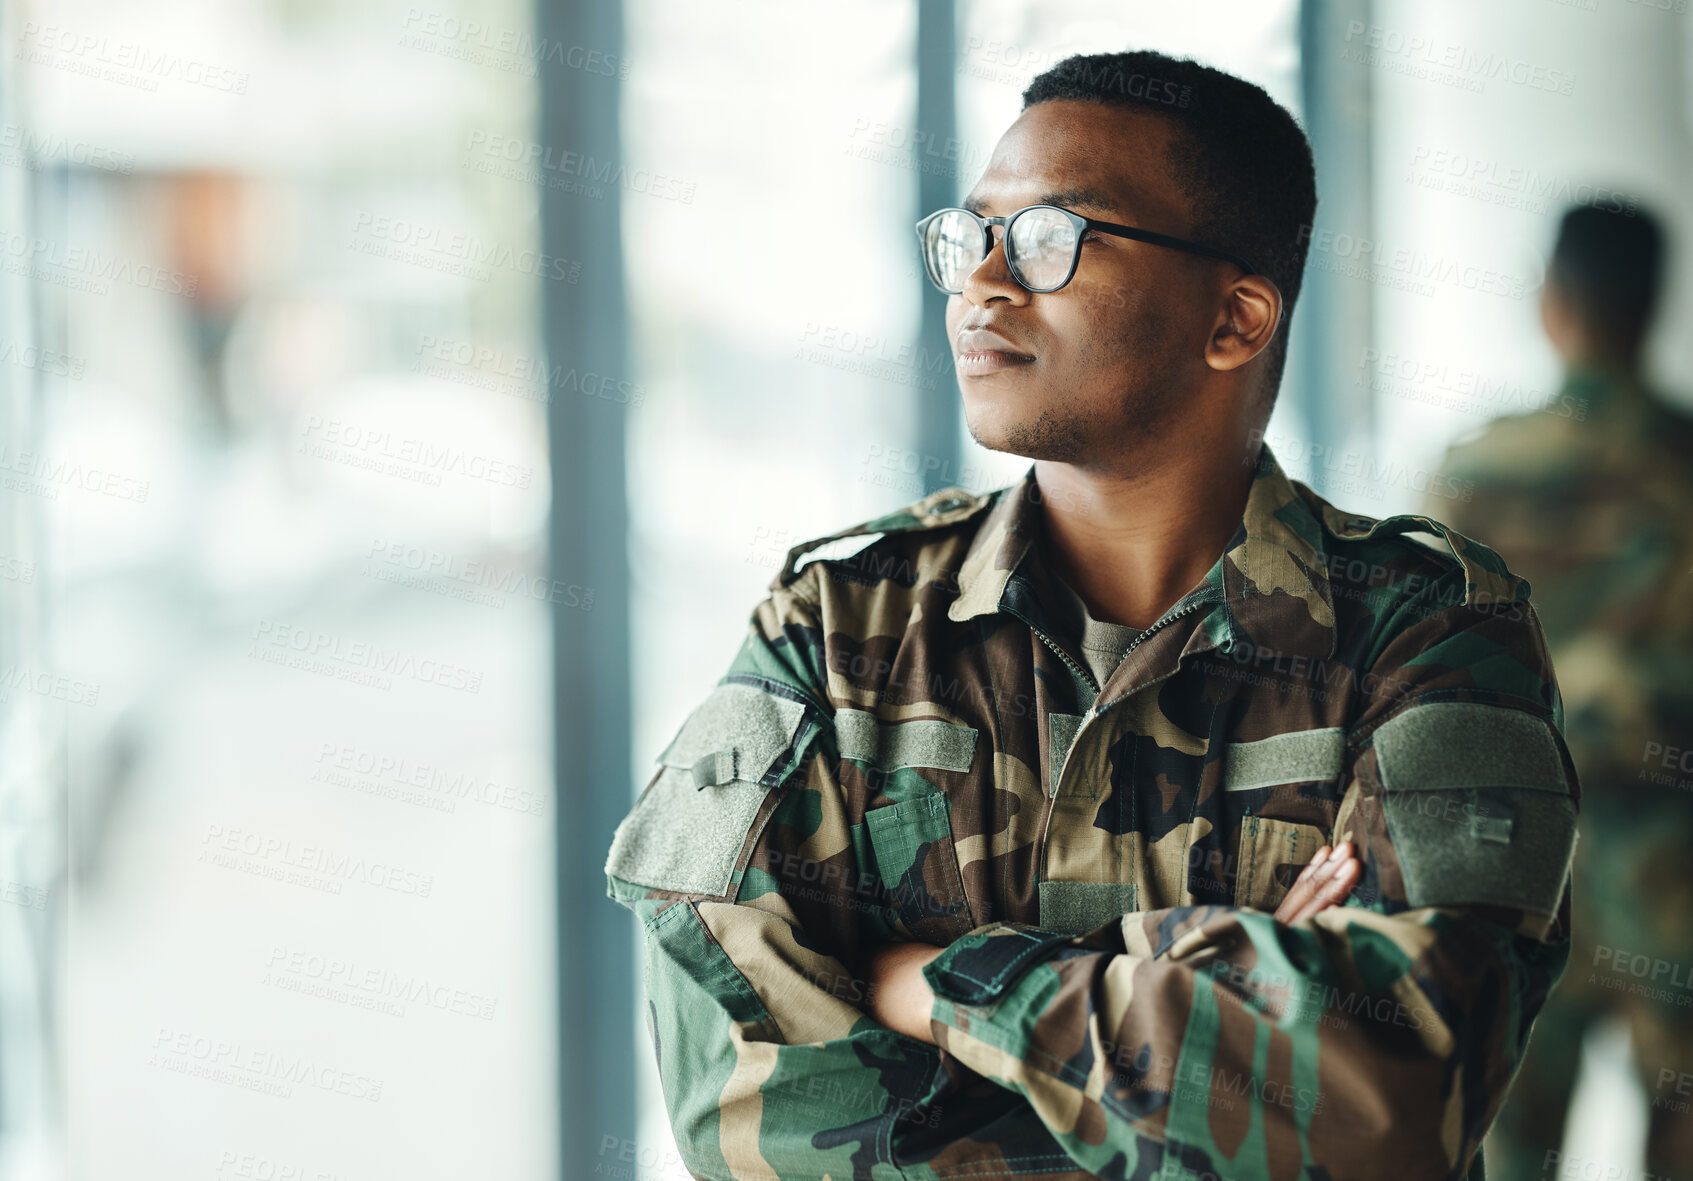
[957,349,1035,377]
[956,327,1035,377]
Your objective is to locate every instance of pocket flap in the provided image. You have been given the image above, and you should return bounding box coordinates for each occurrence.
[861,793,974,941]
[656,681,812,790]
[605,682,817,898]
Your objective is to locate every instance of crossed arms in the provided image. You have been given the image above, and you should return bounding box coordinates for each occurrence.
[605,567,1578,1180]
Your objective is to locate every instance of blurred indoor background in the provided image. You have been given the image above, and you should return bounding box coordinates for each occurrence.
[0,0,1689,1177]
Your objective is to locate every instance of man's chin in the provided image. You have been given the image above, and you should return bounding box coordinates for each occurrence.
[959,410,1029,459]
[962,403,1085,465]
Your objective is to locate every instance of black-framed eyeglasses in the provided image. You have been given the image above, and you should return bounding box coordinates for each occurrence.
[914,203,1258,295]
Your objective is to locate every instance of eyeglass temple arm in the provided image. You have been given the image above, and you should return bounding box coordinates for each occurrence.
[1087,217,1258,275]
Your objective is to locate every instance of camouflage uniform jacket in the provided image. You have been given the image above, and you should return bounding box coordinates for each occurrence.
[605,443,1580,1181]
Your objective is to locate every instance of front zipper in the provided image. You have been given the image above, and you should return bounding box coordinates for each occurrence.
[1031,628,1099,708]
[1027,587,1225,890]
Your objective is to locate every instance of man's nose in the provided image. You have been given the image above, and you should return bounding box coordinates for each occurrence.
[960,228,1031,307]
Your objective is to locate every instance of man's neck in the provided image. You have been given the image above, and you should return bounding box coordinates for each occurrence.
[1564,352,1641,386]
[1032,436,1260,630]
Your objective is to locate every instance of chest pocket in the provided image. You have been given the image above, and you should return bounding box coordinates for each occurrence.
[839,710,980,945]
[1235,815,1329,912]
[1223,728,1343,912]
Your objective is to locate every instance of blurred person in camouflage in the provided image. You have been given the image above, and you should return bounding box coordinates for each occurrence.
[608,49,1580,1180]
[1429,203,1693,1181]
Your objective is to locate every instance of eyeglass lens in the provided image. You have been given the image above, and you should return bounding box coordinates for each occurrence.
[923,207,1077,292]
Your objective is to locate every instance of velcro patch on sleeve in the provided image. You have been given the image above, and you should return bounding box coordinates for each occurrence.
[1372,701,1575,915]
[1374,701,1569,794]
[604,682,815,897]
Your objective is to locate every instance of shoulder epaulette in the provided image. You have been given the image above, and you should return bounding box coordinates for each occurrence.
[771,484,991,591]
[1319,503,1530,607]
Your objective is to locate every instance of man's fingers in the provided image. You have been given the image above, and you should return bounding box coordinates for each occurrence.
[1305,854,1360,913]
[1272,845,1332,923]
[1279,841,1360,925]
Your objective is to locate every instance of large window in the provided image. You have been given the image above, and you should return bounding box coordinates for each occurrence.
[621,0,921,1166]
[4,0,556,1174]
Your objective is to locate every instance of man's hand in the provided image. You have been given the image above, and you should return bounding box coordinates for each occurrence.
[866,941,945,1044]
[866,844,1361,1042]
[1272,841,1362,924]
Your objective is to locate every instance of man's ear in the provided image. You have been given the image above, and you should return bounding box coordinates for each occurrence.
[1204,275,1282,372]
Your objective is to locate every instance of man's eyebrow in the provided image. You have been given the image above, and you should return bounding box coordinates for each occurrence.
[961,187,1125,218]
[1036,188,1123,217]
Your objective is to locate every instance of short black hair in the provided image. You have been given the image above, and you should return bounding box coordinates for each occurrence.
[1021,50,1317,403]
[1548,202,1665,359]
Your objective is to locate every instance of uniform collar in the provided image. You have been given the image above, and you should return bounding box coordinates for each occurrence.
[946,444,1339,660]
[1561,363,1649,416]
